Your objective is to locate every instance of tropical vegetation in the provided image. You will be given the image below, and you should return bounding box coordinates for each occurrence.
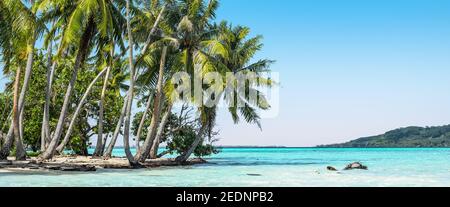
[0,0,274,165]
[319,125,450,148]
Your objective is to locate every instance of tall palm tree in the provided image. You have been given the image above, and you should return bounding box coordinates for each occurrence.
[176,22,274,162]
[0,0,44,160]
[103,1,167,160]
[134,0,226,162]
[40,0,123,159]
[122,0,137,164]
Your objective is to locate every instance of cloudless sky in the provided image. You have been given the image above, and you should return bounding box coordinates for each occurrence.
[213,0,450,146]
[2,0,450,147]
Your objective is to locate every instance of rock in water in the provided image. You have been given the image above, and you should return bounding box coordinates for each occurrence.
[327,166,338,171]
[344,162,368,170]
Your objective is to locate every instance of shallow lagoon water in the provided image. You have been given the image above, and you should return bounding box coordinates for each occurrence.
[1,148,450,187]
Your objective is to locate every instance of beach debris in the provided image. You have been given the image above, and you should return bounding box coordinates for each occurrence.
[0,160,13,166]
[344,162,368,170]
[44,166,61,170]
[60,165,96,172]
[247,174,262,176]
[28,165,40,170]
[327,166,338,171]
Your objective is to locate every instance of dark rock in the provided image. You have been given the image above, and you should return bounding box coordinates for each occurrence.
[327,166,338,171]
[247,174,262,176]
[344,162,368,170]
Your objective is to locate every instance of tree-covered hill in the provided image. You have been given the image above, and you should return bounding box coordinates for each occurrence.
[319,125,450,148]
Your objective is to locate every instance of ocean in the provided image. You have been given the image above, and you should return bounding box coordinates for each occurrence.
[1,148,450,187]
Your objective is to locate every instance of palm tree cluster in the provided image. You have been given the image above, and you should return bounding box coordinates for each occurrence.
[0,0,274,165]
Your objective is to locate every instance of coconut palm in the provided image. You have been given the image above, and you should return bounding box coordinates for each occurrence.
[40,0,127,160]
[0,0,46,160]
[103,1,167,160]
[133,0,228,162]
[176,22,274,162]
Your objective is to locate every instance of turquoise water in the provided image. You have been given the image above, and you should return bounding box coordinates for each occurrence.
[1,148,450,187]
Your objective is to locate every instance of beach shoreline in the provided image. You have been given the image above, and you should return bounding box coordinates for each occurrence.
[0,156,207,172]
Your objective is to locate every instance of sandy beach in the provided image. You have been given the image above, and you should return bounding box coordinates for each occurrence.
[0,156,207,172]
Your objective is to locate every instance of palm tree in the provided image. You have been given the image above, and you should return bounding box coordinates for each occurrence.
[93,44,113,157]
[134,0,226,162]
[134,46,168,162]
[121,0,137,164]
[176,22,274,162]
[40,0,119,160]
[0,0,44,160]
[103,1,167,160]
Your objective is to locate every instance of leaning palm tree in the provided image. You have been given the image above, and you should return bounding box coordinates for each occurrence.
[175,22,274,162]
[103,0,167,160]
[40,0,123,160]
[134,0,225,162]
[0,0,45,160]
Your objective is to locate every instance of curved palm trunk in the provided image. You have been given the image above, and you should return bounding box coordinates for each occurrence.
[0,35,36,160]
[150,104,172,159]
[41,41,54,151]
[93,66,111,156]
[101,132,109,154]
[40,20,95,160]
[135,92,153,153]
[175,125,206,163]
[122,0,136,165]
[14,36,37,159]
[12,67,26,160]
[135,46,168,162]
[56,67,108,153]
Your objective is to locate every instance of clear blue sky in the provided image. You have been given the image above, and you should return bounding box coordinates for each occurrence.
[213,0,450,146]
[2,0,450,147]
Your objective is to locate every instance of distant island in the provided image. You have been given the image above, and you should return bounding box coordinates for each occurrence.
[319,125,450,148]
[217,146,287,148]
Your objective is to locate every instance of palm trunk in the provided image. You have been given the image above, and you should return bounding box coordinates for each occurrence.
[175,124,206,163]
[150,104,172,159]
[41,41,54,151]
[56,67,108,153]
[12,66,26,160]
[93,66,111,156]
[122,0,136,165]
[101,132,109,154]
[19,110,24,144]
[14,36,37,160]
[135,92,153,153]
[135,46,168,162]
[0,34,36,160]
[40,20,95,160]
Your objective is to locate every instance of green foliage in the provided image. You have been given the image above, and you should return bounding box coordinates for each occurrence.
[166,126,219,157]
[321,125,450,148]
[0,0,274,159]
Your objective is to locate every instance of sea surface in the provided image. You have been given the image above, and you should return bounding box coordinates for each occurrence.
[1,148,450,187]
